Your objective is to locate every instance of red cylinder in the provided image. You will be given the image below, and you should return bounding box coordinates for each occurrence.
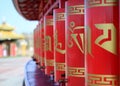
[66,0,85,86]
[44,16,54,75]
[36,26,39,63]
[37,24,41,65]
[36,25,40,64]
[54,8,66,82]
[40,19,45,68]
[37,23,42,65]
[85,0,119,85]
[34,28,37,60]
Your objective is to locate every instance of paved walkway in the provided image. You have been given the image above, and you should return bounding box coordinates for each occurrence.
[0,57,31,86]
[25,60,55,86]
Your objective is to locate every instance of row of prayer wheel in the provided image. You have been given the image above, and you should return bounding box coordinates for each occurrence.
[34,0,119,85]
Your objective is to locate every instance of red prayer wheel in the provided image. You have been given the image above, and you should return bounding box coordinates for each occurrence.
[44,16,54,75]
[36,26,40,64]
[53,8,66,82]
[40,19,45,68]
[37,24,41,65]
[37,23,42,64]
[33,28,37,61]
[66,0,85,86]
[85,0,119,85]
[36,27,39,63]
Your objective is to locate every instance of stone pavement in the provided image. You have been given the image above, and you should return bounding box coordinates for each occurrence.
[0,57,31,86]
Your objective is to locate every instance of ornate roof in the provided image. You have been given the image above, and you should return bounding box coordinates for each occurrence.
[0,22,14,31]
[0,22,24,41]
[0,31,24,41]
[12,0,42,20]
[13,0,67,20]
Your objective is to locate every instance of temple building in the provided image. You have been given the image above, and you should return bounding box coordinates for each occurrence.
[0,22,24,57]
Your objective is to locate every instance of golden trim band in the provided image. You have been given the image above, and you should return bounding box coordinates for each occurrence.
[87,0,118,8]
[68,5,84,15]
[88,74,119,85]
[56,62,65,71]
[68,67,85,77]
[55,13,65,21]
[46,59,54,66]
[46,19,53,25]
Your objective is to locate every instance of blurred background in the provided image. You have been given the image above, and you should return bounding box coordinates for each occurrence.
[0,0,38,86]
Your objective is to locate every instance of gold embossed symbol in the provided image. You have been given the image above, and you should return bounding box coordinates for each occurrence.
[55,30,65,54]
[68,21,84,53]
[95,23,116,55]
[45,36,52,51]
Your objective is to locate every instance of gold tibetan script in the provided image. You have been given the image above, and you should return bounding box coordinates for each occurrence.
[87,23,117,55]
[95,23,116,55]
[87,26,92,56]
[45,36,52,51]
[55,30,65,54]
[68,21,84,53]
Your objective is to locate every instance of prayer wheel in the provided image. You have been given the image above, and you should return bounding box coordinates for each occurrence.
[54,8,66,82]
[85,0,119,85]
[66,0,85,86]
[40,19,45,69]
[44,16,54,75]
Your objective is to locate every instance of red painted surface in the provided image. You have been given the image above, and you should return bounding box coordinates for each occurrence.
[36,26,39,63]
[40,19,45,68]
[66,0,85,86]
[38,24,41,64]
[34,27,39,63]
[85,0,119,85]
[10,42,16,56]
[54,8,66,82]
[44,16,54,75]
[119,0,120,84]
[0,44,3,57]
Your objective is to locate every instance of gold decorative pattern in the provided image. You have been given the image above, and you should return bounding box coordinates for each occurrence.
[55,13,65,21]
[46,59,54,66]
[68,67,85,77]
[87,26,92,56]
[87,0,118,8]
[56,62,65,71]
[68,5,84,15]
[41,57,45,63]
[46,19,53,25]
[88,74,119,85]
[41,23,44,28]
[45,36,52,51]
